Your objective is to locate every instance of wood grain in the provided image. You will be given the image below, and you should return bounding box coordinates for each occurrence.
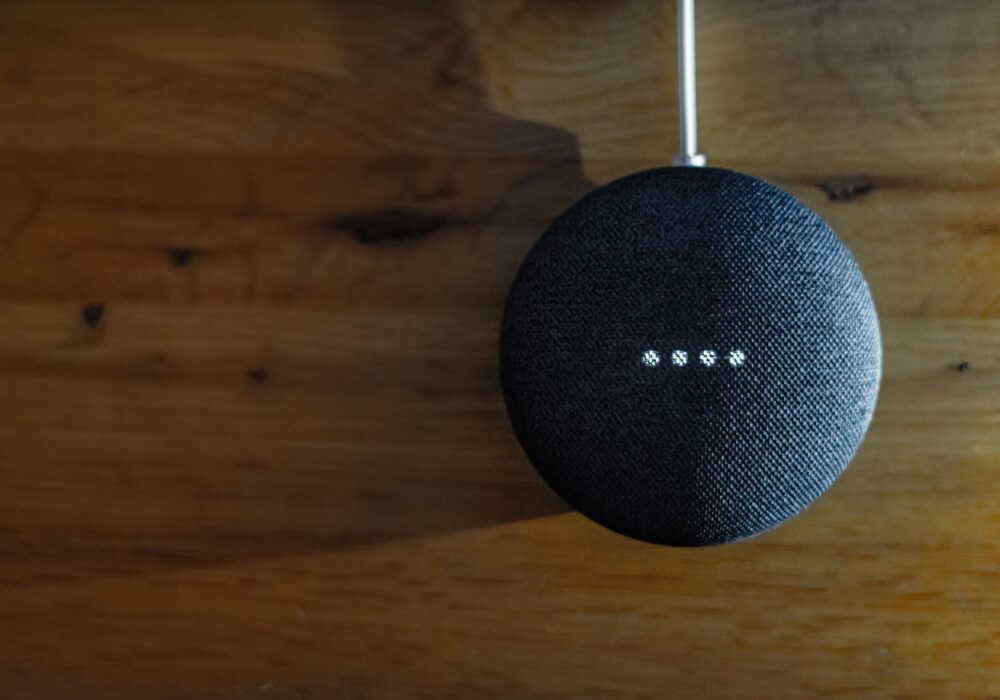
[0,1,996,697]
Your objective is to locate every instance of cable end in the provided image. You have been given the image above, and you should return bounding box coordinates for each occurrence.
[672,153,707,167]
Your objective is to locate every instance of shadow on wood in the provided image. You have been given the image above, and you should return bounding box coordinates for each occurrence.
[0,0,592,582]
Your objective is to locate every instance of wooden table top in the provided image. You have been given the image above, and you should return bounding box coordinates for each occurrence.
[0,1,996,697]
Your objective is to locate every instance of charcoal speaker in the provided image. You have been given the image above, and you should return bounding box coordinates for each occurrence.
[499,167,881,546]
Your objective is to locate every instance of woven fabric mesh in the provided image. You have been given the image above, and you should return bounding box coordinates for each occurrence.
[499,167,881,546]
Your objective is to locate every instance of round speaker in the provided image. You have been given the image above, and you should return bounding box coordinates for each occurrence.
[500,166,881,546]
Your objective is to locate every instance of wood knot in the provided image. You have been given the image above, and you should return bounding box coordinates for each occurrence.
[167,248,194,267]
[323,208,460,246]
[819,179,874,203]
[245,368,270,384]
[82,304,105,328]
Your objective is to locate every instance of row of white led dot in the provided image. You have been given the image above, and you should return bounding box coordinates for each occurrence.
[641,349,746,368]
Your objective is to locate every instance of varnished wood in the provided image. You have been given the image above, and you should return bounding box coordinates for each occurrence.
[0,1,996,697]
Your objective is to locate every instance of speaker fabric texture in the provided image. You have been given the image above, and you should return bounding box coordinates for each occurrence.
[500,167,881,546]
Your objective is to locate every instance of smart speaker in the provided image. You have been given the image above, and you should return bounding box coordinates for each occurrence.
[498,1,881,546]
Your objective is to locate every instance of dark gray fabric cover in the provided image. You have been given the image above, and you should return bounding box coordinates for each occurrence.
[500,167,881,546]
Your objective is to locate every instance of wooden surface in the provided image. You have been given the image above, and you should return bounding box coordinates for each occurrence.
[0,1,997,697]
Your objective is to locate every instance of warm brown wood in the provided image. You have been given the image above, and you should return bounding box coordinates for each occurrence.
[0,1,997,697]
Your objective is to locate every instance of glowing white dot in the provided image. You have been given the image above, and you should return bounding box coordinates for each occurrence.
[640,349,661,367]
[728,349,747,367]
[671,350,688,366]
[699,350,718,367]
